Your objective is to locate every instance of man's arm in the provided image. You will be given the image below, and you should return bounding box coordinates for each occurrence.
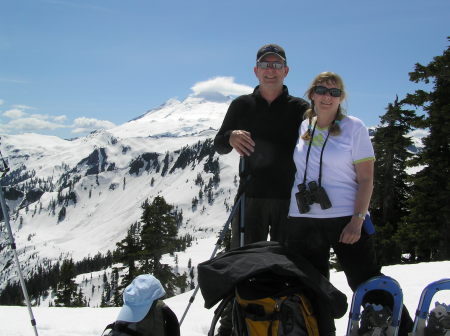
[214,99,255,155]
[213,101,237,154]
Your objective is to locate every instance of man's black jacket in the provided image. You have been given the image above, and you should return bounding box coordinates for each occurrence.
[213,86,309,199]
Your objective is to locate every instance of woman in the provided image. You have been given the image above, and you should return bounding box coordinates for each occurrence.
[282,72,413,336]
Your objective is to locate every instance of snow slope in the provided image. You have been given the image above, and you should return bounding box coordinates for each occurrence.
[0,261,448,336]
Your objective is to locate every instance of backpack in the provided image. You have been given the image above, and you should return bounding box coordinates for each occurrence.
[231,272,320,336]
[102,300,180,336]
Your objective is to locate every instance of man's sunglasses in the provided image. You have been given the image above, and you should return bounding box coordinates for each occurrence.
[257,61,285,70]
[313,86,342,97]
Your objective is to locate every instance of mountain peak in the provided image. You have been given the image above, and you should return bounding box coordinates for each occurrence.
[109,94,231,139]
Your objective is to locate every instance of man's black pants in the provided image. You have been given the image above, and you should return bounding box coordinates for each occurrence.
[217,197,290,335]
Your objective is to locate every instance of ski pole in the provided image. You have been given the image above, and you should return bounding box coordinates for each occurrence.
[239,157,245,247]
[0,149,39,336]
[179,193,244,326]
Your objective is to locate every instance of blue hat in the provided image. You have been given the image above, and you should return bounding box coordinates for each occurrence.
[116,274,166,323]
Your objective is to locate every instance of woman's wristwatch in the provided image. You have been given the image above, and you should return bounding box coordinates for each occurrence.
[353,212,366,220]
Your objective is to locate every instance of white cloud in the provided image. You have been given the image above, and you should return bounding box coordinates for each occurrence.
[5,117,68,131]
[3,109,27,119]
[30,113,66,121]
[53,115,67,122]
[30,113,50,120]
[71,117,116,134]
[190,77,252,97]
[1,104,115,135]
[12,104,34,110]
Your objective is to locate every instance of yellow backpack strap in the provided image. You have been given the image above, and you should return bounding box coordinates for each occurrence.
[298,294,320,336]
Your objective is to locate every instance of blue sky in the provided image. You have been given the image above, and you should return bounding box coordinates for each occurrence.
[0,0,448,139]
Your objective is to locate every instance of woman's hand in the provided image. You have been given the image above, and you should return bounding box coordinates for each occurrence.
[340,159,374,244]
[339,217,363,244]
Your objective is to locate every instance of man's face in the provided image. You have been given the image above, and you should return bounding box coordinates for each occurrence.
[254,54,289,89]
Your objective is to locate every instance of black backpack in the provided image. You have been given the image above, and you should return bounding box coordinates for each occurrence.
[102,300,180,336]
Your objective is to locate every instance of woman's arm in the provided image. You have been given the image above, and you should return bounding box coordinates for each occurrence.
[339,159,374,244]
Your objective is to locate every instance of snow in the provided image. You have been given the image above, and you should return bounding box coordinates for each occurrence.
[0,260,448,335]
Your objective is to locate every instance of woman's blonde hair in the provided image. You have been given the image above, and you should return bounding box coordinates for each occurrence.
[301,72,346,141]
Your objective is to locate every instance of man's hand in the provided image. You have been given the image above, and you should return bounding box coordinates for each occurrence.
[229,130,255,156]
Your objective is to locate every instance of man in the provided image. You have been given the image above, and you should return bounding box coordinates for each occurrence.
[214,43,309,249]
[213,44,309,336]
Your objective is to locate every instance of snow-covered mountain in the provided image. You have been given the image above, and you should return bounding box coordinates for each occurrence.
[0,93,240,300]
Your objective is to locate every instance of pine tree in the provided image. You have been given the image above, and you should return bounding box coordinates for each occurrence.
[57,206,66,222]
[101,272,111,306]
[398,39,450,261]
[138,196,186,296]
[54,258,77,307]
[115,222,140,288]
[371,97,420,264]
[111,268,122,306]
[189,266,195,290]
[139,196,178,267]
[73,288,86,307]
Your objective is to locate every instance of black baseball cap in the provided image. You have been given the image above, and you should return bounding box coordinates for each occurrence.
[256,44,286,63]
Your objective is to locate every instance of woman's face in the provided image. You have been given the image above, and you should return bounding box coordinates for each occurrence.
[311,81,343,116]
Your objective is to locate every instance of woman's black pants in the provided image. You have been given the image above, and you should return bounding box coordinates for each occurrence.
[281,216,413,336]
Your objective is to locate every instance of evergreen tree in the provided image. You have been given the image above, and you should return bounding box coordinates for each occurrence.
[189,266,195,290]
[138,196,186,296]
[161,152,170,176]
[371,97,420,264]
[398,39,450,261]
[139,196,178,266]
[100,292,106,307]
[73,288,86,307]
[0,282,23,305]
[111,268,122,306]
[54,258,77,307]
[101,272,111,307]
[115,222,140,288]
[57,206,66,222]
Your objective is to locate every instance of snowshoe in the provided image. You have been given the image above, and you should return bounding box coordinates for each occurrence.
[424,302,450,336]
[411,278,450,336]
[346,276,403,336]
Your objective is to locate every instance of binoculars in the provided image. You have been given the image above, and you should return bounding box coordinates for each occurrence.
[295,181,332,214]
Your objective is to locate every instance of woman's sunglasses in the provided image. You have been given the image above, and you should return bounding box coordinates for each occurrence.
[313,86,342,97]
